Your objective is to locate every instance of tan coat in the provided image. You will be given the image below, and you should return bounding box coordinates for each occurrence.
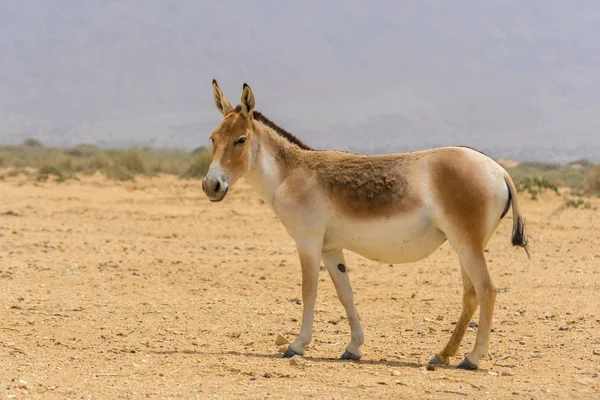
[202,81,528,370]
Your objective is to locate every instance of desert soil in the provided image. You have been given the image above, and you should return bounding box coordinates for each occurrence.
[1,174,599,399]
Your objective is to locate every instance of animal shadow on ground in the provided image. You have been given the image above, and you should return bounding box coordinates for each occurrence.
[147,349,482,371]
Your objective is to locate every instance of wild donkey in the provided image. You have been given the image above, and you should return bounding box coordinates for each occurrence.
[202,81,529,370]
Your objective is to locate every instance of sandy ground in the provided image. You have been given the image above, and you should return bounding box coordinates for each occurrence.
[1,174,599,399]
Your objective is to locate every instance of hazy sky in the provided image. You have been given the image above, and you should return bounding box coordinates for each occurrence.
[1,1,600,160]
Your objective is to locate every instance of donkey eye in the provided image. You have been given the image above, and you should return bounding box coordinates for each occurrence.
[234,137,247,146]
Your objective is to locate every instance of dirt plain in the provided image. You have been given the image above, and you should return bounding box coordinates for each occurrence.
[1,173,599,399]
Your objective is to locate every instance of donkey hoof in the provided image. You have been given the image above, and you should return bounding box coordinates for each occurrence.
[428,354,449,366]
[340,351,361,361]
[282,348,300,358]
[456,357,478,370]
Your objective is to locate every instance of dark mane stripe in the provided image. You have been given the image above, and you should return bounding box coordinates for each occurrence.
[254,111,313,151]
[233,105,313,150]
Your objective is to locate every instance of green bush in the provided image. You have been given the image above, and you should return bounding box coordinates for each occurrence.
[563,198,593,210]
[38,165,62,176]
[516,176,559,200]
[37,165,67,181]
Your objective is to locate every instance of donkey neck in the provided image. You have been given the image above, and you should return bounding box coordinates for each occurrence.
[245,121,302,207]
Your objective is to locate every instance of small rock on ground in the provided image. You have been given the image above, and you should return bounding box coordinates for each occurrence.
[275,333,290,346]
[289,355,305,366]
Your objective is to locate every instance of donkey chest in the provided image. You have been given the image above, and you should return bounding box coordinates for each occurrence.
[324,212,446,264]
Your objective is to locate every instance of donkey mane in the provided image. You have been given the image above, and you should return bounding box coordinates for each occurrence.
[233,105,313,151]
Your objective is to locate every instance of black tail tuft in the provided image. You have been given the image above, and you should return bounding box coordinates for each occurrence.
[512,216,530,259]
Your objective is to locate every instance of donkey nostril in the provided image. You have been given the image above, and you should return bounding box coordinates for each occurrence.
[214,180,221,193]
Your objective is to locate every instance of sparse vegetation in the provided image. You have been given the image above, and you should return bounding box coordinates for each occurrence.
[563,198,592,209]
[23,138,44,148]
[105,165,135,182]
[557,197,596,212]
[568,159,594,168]
[6,167,29,178]
[117,149,146,175]
[507,162,590,190]
[65,144,100,157]
[181,147,211,179]
[86,152,111,172]
[0,144,209,182]
[37,165,65,180]
[515,176,559,200]
[0,143,596,193]
[584,165,600,194]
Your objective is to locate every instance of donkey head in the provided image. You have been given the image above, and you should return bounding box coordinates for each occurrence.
[202,80,259,202]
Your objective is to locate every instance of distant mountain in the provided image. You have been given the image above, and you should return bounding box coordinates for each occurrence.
[1,1,600,161]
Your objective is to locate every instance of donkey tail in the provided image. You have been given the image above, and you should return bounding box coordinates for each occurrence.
[504,174,530,259]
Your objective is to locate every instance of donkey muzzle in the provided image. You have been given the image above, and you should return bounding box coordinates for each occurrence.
[202,175,229,202]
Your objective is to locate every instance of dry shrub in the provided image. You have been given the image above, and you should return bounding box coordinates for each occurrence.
[23,138,44,147]
[87,153,111,172]
[117,149,146,175]
[105,165,135,181]
[65,144,100,157]
[181,148,211,179]
[37,165,68,182]
[584,165,600,194]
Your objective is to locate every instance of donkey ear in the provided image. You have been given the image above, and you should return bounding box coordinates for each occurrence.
[212,79,233,116]
[240,83,255,118]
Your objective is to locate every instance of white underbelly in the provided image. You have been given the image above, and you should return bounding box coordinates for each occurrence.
[325,212,446,264]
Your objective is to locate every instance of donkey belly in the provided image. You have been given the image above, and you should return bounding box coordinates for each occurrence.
[328,213,446,264]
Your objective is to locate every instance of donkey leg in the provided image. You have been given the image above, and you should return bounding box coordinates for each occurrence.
[283,242,322,358]
[429,267,478,366]
[321,249,364,360]
[455,250,497,370]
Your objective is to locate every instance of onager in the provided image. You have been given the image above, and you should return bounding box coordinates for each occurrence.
[202,80,529,370]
